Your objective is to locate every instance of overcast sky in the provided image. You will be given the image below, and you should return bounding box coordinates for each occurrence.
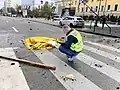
[0,0,4,9]
[0,0,55,9]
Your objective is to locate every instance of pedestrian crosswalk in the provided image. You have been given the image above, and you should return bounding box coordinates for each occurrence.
[0,47,30,90]
[0,41,120,90]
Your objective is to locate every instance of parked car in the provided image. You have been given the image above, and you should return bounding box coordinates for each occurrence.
[59,16,84,28]
[12,14,17,17]
[53,15,62,21]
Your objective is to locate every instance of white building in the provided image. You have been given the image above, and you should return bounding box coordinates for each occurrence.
[55,0,64,15]
[4,0,12,13]
[4,0,21,13]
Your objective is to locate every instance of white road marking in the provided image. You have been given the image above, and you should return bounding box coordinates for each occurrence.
[0,47,30,90]
[84,45,120,63]
[77,53,120,83]
[85,41,120,53]
[12,27,19,32]
[33,50,102,90]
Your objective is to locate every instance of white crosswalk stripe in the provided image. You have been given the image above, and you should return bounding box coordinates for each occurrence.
[84,45,120,63]
[84,41,120,53]
[0,47,30,90]
[1,41,120,90]
[33,50,102,90]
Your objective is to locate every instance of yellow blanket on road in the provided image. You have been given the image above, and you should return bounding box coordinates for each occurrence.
[24,36,62,50]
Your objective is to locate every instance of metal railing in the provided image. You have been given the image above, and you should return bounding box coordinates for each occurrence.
[81,0,112,34]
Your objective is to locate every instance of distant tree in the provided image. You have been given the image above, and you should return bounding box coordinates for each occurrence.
[40,1,53,18]
[16,5,22,15]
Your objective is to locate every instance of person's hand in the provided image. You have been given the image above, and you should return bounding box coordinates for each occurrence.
[61,36,65,39]
[47,41,60,49]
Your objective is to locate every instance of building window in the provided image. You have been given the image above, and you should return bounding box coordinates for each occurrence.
[86,7,88,12]
[96,6,98,12]
[114,4,118,11]
[71,1,73,5]
[107,5,110,11]
[101,6,104,11]
[75,1,77,5]
[91,6,93,11]
[81,8,84,12]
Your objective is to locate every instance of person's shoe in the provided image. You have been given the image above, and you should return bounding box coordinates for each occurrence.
[68,56,76,62]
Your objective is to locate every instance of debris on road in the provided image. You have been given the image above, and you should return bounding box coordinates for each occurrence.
[95,64,103,68]
[11,63,15,65]
[0,55,56,70]
[30,28,32,30]
[10,43,13,45]
[62,74,76,81]
[116,87,120,89]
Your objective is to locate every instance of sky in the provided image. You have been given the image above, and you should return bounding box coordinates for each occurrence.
[0,0,4,9]
[0,0,55,9]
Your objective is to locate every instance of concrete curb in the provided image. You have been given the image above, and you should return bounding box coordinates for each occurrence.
[28,19,120,38]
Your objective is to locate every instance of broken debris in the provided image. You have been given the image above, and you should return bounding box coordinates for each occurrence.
[30,28,32,30]
[11,63,15,65]
[10,43,13,45]
[62,74,76,81]
[116,87,120,89]
[95,64,103,68]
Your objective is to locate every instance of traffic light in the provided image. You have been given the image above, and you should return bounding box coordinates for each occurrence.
[41,0,43,4]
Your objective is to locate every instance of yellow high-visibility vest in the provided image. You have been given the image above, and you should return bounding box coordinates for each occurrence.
[68,29,83,52]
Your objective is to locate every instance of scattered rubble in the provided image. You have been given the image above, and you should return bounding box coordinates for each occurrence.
[64,64,67,66]
[117,47,120,49]
[114,39,120,43]
[95,64,103,68]
[10,43,13,45]
[56,79,58,81]
[11,63,15,65]
[62,74,76,81]
[30,28,32,30]
[116,87,120,89]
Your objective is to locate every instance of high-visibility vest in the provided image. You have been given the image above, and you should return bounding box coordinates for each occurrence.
[68,29,83,52]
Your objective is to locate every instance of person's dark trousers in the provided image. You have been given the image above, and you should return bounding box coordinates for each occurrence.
[59,46,79,57]
[102,23,105,29]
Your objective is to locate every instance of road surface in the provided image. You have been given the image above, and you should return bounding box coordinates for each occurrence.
[0,16,120,90]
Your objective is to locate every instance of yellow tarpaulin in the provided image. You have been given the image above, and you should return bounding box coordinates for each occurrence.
[24,36,63,50]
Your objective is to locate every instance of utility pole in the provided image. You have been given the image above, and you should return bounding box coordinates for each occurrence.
[95,0,102,27]
[32,0,35,10]
[103,0,107,15]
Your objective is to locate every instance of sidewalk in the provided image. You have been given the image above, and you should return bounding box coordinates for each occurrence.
[26,18,120,38]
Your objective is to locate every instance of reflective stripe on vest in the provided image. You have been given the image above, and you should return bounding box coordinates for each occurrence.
[68,29,83,52]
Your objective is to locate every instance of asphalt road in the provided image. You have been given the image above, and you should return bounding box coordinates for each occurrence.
[0,16,120,90]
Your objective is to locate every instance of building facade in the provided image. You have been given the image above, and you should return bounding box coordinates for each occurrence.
[4,0,21,13]
[55,0,120,17]
[78,0,120,16]
[55,0,79,16]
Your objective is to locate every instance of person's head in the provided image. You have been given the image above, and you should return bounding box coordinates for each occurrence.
[63,25,71,35]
